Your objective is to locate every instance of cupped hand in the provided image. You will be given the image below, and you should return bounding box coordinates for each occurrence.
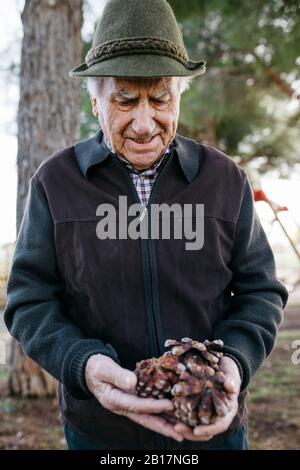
[173,356,241,442]
[85,353,184,442]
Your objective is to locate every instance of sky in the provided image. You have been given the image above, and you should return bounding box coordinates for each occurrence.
[0,0,299,262]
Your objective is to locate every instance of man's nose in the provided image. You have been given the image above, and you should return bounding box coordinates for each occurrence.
[131,101,156,136]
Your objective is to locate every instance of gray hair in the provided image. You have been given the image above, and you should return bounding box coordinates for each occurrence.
[84,76,194,99]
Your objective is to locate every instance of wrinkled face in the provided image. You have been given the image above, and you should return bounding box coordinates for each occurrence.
[91,77,181,170]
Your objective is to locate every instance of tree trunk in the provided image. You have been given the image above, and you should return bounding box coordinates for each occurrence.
[9,0,83,397]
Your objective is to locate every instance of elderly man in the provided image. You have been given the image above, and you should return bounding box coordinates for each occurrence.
[4,0,288,451]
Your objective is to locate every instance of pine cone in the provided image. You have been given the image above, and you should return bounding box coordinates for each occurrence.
[135,354,186,399]
[134,337,231,427]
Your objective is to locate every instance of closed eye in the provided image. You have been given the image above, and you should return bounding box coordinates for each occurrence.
[115,97,168,106]
[150,98,168,105]
[117,99,136,106]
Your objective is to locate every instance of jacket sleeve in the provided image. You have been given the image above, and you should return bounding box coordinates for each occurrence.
[212,175,289,391]
[3,175,121,399]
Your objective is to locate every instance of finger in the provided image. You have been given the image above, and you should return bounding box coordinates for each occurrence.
[175,418,225,437]
[223,377,239,394]
[99,386,174,414]
[174,423,214,442]
[184,432,213,442]
[220,358,241,393]
[126,412,184,442]
[96,358,137,393]
[193,415,232,437]
[174,422,191,434]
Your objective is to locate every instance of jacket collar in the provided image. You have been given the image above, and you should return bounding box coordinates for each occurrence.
[74,130,201,183]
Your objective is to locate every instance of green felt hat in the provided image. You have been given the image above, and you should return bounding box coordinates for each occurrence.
[69,0,206,79]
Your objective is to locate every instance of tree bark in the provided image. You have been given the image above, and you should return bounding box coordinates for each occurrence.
[9,0,83,397]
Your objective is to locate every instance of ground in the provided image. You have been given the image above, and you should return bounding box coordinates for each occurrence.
[0,386,66,450]
[0,328,299,450]
[247,329,300,450]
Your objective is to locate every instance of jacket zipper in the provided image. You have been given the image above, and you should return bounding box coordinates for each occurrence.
[112,150,175,450]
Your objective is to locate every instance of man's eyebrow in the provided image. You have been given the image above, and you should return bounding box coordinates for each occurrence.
[112,89,137,100]
[112,88,171,100]
[152,90,170,99]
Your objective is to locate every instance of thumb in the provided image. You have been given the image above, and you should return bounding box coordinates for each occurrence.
[220,357,241,394]
[224,377,239,394]
[99,359,137,392]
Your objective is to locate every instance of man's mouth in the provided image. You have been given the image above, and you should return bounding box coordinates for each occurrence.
[133,138,152,144]
[128,135,158,145]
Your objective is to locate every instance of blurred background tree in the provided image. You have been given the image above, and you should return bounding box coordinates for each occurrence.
[8,0,83,398]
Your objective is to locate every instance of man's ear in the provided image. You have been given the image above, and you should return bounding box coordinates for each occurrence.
[91,97,98,117]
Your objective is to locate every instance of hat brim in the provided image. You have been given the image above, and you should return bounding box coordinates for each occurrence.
[69,54,206,78]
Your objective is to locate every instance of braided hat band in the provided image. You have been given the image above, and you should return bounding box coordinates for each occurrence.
[86,37,205,72]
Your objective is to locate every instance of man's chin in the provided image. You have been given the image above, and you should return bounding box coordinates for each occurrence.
[123,149,165,169]
[128,155,161,170]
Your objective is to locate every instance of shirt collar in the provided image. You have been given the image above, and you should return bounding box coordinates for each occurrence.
[74,129,201,183]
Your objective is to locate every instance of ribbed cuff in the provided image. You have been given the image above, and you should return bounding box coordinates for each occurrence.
[61,339,121,399]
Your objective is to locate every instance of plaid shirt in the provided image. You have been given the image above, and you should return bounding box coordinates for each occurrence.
[103,134,171,207]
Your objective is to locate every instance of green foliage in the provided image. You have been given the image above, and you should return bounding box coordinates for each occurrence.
[80,0,300,175]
